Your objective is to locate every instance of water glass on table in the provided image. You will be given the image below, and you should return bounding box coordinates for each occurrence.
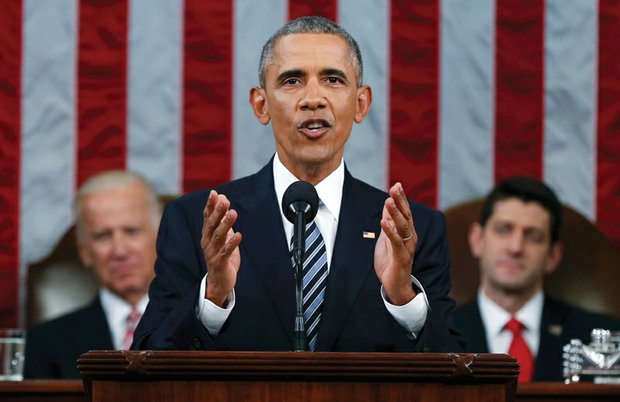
[0,328,25,381]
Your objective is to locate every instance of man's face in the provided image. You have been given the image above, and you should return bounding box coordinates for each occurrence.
[469,198,562,297]
[77,183,158,304]
[251,33,371,183]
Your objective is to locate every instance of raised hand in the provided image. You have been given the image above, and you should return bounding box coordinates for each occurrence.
[374,182,418,306]
[201,190,242,307]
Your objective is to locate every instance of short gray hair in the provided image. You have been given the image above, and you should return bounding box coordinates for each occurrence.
[258,16,363,87]
[74,170,161,237]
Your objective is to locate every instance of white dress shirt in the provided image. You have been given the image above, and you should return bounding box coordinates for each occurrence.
[477,288,543,357]
[99,288,149,350]
[196,154,429,338]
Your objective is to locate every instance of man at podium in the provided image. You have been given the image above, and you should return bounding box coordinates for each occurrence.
[133,16,464,353]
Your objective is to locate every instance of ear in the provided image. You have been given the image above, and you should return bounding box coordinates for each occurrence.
[354,85,372,123]
[545,241,563,275]
[249,87,270,125]
[468,222,484,258]
[76,237,94,268]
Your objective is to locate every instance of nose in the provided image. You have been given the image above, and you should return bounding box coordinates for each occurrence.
[299,79,326,110]
[111,232,129,257]
[507,231,525,255]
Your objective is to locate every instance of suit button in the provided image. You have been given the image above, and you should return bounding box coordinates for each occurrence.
[192,337,201,349]
[422,343,430,352]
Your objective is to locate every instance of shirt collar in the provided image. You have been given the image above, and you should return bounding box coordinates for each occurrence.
[99,287,149,327]
[477,288,543,337]
[273,153,344,222]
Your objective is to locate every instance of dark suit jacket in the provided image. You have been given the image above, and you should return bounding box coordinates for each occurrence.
[453,295,620,381]
[134,161,464,352]
[24,297,114,379]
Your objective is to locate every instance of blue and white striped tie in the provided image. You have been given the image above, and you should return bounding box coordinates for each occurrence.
[290,220,328,351]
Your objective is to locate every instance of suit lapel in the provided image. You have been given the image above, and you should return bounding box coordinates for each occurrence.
[535,297,565,380]
[317,171,381,351]
[468,302,490,352]
[233,163,296,346]
[81,298,115,350]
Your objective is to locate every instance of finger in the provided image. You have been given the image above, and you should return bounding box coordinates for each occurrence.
[202,190,219,239]
[380,216,403,246]
[203,194,230,241]
[389,183,413,223]
[387,183,415,240]
[208,203,238,253]
[385,197,410,238]
[220,231,243,263]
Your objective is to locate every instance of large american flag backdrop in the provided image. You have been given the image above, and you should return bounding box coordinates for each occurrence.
[1,0,619,327]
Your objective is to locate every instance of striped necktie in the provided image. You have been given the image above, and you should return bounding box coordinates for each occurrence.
[122,308,141,350]
[290,220,328,351]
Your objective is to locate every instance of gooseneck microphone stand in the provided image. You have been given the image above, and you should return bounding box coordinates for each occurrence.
[282,180,319,352]
[292,210,306,352]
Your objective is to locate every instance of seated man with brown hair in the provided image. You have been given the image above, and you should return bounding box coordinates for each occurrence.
[24,170,161,379]
[453,176,620,382]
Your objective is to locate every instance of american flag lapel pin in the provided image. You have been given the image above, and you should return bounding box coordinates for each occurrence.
[362,231,375,239]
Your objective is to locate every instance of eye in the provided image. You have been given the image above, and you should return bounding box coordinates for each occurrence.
[283,77,301,86]
[525,229,545,243]
[326,76,344,85]
[125,227,142,236]
[492,222,512,235]
[92,231,112,241]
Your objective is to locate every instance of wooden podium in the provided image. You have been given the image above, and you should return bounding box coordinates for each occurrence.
[78,351,518,402]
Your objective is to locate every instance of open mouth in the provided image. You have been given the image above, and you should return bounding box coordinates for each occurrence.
[299,118,331,138]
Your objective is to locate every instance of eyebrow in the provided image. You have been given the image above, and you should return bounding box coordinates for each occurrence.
[320,68,349,82]
[276,69,305,83]
[275,68,350,84]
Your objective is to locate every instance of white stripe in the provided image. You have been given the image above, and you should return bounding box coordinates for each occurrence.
[21,0,77,265]
[340,0,389,191]
[303,264,327,303]
[127,0,183,195]
[232,0,287,179]
[543,0,597,221]
[439,0,495,210]
[21,0,78,325]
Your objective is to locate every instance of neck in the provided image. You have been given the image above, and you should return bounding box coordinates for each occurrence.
[120,292,145,307]
[295,168,330,186]
[277,155,341,186]
[482,284,540,315]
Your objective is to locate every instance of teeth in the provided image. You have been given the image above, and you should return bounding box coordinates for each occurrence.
[307,122,324,129]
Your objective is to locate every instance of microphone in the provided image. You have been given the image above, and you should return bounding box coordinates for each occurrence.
[281,181,319,352]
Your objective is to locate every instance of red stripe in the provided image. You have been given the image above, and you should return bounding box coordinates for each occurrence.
[182,0,233,192]
[288,0,337,22]
[77,0,129,187]
[389,0,440,208]
[0,0,22,327]
[597,1,620,250]
[494,0,545,182]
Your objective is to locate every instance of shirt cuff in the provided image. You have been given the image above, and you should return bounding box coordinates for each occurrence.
[196,273,235,336]
[381,275,430,339]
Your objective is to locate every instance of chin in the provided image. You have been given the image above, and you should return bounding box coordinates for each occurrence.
[114,281,143,294]
[302,151,338,166]
[488,274,526,290]
[497,281,531,294]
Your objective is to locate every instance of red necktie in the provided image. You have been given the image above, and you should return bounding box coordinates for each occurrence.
[122,308,141,350]
[505,317,534,382]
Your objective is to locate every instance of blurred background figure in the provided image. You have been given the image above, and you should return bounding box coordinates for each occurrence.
[453,176,620,382]
[24,170,161,379]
